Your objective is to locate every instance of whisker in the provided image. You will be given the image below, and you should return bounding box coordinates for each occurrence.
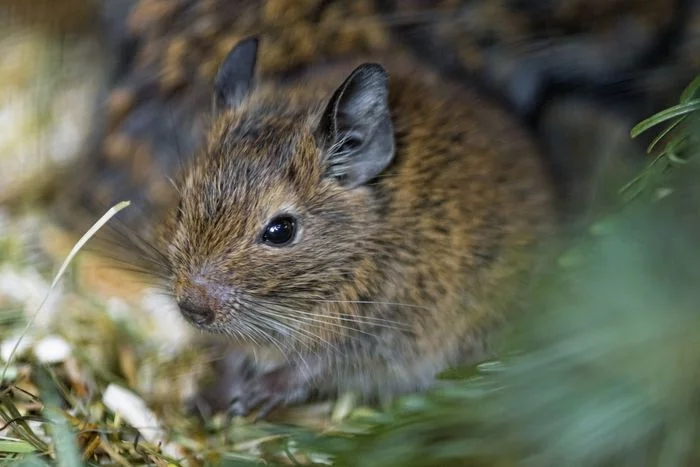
[251,296,414,330]
[242,300,346,354]
[308,299,429,311]
[244,313,322,377]
[250,307,343,348]
[84,255,172,280]
[249,320,294,366]
[92,220,171,273]
[246,300,374,346]
[166,103,190,188]
[166,176,181,196]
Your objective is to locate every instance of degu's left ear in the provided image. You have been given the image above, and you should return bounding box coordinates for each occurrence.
[316,63,395,188]
[213,36,259,113]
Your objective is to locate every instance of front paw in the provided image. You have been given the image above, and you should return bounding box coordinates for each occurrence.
[185,350,311,422]
[185,350,256,420]
[227,366,311,421]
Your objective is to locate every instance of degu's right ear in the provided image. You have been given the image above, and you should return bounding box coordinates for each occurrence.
[212,36,259,113]
[315,63,394,188]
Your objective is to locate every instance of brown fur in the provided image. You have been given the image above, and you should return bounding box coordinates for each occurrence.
[53,0,696,232]
[164,51,555,411]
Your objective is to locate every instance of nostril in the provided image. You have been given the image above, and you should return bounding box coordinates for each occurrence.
[177,286,215,325]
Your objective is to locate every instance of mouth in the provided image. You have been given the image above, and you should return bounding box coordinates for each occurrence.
[183,312,215,328]
[177,303,216,327]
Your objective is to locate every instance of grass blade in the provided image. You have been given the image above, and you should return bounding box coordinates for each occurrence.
[0,394,49,452]
[631,101,700,138]
[646,117,684,154]
[1,201,131,382]
[680,75,700,103]
[0,438,37,454]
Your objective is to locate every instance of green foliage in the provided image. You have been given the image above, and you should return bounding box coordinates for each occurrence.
[622,76,700,201]
[36,369,82,467]
[0,439,36,455]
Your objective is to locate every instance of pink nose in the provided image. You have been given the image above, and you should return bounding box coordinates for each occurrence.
[176,276,217,326]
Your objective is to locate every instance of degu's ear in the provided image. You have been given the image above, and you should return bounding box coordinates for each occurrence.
[316,63,395,188]
[213,36,259,113]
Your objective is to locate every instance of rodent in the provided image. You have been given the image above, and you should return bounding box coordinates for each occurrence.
[158,37,555,417]
[45,0,698,417]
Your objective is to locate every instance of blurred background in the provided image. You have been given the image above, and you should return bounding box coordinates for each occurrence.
[2,0,699,216]
[0,1,699,465]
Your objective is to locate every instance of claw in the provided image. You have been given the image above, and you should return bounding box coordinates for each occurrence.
[185,394,213,421]
[187,358,308,424]
[254,396,283,421]
[244,391,269,412]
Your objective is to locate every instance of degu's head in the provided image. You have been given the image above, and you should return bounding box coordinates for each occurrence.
[164,37,397,348]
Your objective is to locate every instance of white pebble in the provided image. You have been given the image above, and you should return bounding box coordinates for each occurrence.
[33,335,71,364]
[103,384,180,458]
[0,334,33,362]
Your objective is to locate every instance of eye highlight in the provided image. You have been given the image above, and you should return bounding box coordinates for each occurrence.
[261,215,297,246]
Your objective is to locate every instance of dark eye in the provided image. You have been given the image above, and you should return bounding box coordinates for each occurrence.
[262,215,297,246]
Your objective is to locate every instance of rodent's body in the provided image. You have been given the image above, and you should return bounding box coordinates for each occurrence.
[164,45,555,414]
[49,0,697,417]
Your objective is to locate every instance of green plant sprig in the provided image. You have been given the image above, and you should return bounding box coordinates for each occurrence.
[622,75,700,201]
